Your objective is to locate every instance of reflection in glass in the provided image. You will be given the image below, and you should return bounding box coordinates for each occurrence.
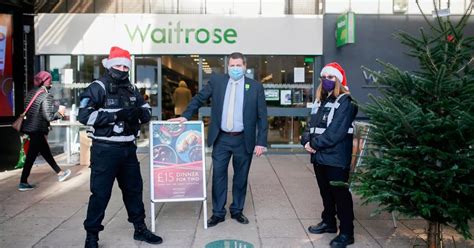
[135,56,159,109]
[161,55,198,120]
[245,55,314,107]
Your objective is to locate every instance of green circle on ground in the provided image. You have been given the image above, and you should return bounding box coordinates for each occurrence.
[205,239,254,248]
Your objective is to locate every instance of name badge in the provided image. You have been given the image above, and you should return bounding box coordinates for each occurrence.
[107,98,118,106]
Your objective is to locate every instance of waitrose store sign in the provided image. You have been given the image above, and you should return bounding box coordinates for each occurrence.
[125,22,238,44]
[35,14,323,55]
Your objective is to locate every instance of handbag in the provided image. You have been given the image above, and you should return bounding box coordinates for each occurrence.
[12,89,45,132]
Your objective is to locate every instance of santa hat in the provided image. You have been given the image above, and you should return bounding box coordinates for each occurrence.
[34,71,52,87]
[320,62,348,89]
[102,46,132,69]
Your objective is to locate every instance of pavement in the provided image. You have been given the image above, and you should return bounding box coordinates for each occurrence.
[0,153,473,248]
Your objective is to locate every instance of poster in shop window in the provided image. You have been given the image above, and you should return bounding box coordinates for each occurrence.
[149,121,206,202]
[0,14,13,117]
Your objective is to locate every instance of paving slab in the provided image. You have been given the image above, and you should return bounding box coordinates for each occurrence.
[1,153,471,248]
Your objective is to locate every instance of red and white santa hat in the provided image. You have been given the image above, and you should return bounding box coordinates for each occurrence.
[102,46,132,69]
[320,62,348,89]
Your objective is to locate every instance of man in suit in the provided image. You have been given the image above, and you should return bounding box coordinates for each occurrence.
[169,52,268,227]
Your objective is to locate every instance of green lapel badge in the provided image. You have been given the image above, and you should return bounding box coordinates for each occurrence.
[245,83,250,91]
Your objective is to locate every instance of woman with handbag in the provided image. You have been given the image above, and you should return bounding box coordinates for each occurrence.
[18,71,71,191]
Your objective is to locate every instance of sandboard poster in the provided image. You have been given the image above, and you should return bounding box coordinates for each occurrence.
[150,121,206,202]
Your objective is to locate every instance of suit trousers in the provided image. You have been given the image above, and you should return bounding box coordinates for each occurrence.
[211,132,253,218]
[313,163,354,235]
[84,142,146,233]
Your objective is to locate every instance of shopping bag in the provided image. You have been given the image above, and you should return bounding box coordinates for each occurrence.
[15,135,30,169]
[12,114,25,132]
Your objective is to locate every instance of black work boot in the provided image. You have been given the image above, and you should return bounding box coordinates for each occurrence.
[133,223,163,244]
[84,232,99,248]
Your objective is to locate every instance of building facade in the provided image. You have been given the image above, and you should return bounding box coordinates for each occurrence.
[1,0,473,167]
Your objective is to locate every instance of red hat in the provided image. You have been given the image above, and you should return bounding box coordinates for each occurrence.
[320,62,348,89]
[102,46,132,69]
[34,71,52,87]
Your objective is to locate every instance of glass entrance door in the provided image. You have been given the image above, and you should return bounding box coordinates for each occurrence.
[160,55,199,120]
[135,56,160,116]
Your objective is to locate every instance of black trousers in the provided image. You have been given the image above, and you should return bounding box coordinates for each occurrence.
[313,163,354,235]
[21,133,61,183]
[83,142,145,233]
[211,132,253,218]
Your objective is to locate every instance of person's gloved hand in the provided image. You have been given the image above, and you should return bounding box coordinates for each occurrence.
[115,108,130,122]
[128,107,142,123]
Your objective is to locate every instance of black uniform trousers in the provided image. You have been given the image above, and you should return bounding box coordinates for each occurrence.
[313,163,354,235]
[84,141,145,233]
[211,132,253,218]
[21,133,61,183]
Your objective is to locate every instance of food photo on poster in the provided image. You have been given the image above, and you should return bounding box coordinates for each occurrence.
[151,122,205,201]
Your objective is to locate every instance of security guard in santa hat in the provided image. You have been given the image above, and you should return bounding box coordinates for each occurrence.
[79,46,162,247]
[301,62,358,248]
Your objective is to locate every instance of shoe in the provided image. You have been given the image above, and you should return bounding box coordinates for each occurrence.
[84,232,99,248]
[207,215,225,227]
[18,183,35,191]
[330,233,354,248]
[231,213,249,224]
[308,221,337,234]
[134,224,163,244]
[58,169,71,182]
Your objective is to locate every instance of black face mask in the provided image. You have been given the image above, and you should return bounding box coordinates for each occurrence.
[108,67,129,81]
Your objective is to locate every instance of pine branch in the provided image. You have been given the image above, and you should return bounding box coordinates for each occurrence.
[434,64,447,97]
[431,0,447,34]
[416,0,441,33]
[457,57,474,74]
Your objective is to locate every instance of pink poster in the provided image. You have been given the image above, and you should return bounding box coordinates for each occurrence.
[0,14,13,117]
[150,121,206,201]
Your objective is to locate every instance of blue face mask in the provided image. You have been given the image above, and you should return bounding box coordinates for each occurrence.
[228,67,245,81]
[322,78,336,92]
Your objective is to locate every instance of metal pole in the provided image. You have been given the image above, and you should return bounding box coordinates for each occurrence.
[203,199,208,229]
[198,57,203,120]
[290,116,294,144]
[151,202,156,232]
[157,57,162,120]
[130,55,135,84]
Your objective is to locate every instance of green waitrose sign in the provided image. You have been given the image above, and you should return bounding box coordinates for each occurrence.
[125,22,237,44]
[336,12,355,47]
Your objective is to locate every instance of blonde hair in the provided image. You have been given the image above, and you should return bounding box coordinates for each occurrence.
[315,78,350,102]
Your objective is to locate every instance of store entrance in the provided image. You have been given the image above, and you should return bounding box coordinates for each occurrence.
[160,56,199,120]
[134,54,316,149]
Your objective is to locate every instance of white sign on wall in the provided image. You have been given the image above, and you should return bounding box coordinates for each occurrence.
[35,14,323,55]
[294,67,305,83]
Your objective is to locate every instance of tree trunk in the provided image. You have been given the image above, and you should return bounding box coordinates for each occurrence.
[427,221,441,248]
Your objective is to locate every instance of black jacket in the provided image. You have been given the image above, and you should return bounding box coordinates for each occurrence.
[300,94,358,169]
[21,86,62,135]
[78,72,151,143]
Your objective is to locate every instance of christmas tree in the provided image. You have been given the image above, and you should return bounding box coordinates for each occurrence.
[354,2,474,247]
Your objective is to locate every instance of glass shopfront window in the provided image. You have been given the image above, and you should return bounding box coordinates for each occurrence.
[161,55,199,120]
[41,54,314,149]
[135,56,159,112]
[244,55,314,146]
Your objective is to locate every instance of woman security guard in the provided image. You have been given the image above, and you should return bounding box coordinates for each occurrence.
[301,62,358,248]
